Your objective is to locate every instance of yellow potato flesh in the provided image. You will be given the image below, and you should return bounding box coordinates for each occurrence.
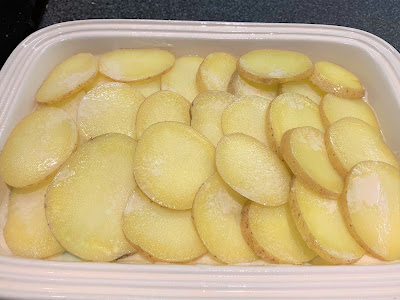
[45,90,85,123]
[83,73,114,92]
[280,79,325,104]
[129,76,161,97]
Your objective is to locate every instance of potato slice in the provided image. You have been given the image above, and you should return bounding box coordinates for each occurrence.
[123,187,207,263]
[309,61,365,98]
[45,133,137,262]
[241,202,316,264]
[266,92,324,156]
[161,56,204,102]
[340,161,400,260]
[83,73,114,92]
[227,71,278,100]
[192,173,258,264]
[0,107,77,188]
[136,90,190,139]
[196,52,237,92]
[44,90,85,123]
[36,53,98,104]
[99,49,175,82]
[279,79,325,104]
[325,117,399,177]
[237,49,314,85]
[289,179,365,264]
[129,76,161,97]
[216,133,291,206]
[320,94,380,131]
[4,179,64,259]
[281,127,344,199]
[77,82,145,141]
[191,91,237,146]
[133,122,216,210]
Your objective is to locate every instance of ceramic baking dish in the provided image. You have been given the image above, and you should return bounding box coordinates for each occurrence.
[0,19,400,299]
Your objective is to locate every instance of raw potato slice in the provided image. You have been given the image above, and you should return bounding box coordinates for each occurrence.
[161,56,204,102]
[310,61,365,98]
[83,73,114,92]
[228,71,278,100]
[341,161,400,260]
[196,52,237,92]
[78,82,145,141]
[289,179,365,264]
[99,49,175,82]
[123,188,207,263]
[129,76,161,97]
[136,91,191,139]
[45,133,137,262]
[281,127,344,199]
[279,79,325,104]
[266,93,324,156]
[238,49,314,85]
[0,107,77,188]
[191,91,237,146]
[45,90,85,123]
[133,122,216,210]
[216,133,291,206]
[192,173,258,264]
[36,53,98,104]
[241,202,316,264]
[325,117,399,177]
[320,94,380,131]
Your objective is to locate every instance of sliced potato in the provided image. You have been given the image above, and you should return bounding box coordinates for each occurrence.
[325,117,399,177]
[340,161,400,260]
[191,91,237,146]
[123,187,207,263]
[129,76,161,97]
[279,79,325,104]
[241,202,316,264]
[44,90,85,123]
[309,61,365,98]
[99,49,175,82]
[36,53,98,104]
[0,107,77,188]
[216,133,291,206]
[83,73,114,92]
[133,122,216,210]
[196,52,237,92]
[45,133,137,262]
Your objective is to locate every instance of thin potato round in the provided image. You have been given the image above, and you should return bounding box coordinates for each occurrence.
[279,79,325,105]
[129,76,161,97]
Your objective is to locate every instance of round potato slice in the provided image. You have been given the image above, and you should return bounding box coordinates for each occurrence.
[0,107,78,188]
[279,79,325,105]
[216,133,291,206]
[36,53,98,104]
[241,202,316,264]
[45,133,137,262]
[192,173,258,264]
[123,188,207,263]
[309,61,365,98]
[99,49,175,82]
[281,127,344,199]
[289,179,365,264]
[340,161,400,261]
[191,91,237,146]
[129,76,161,97]
[325,117,399,177]
[133,122,216,210]
[237,49,314,85]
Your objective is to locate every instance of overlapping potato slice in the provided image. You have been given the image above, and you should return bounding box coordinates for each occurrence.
[266,92,324,156]
[123,187,207,263]
[45,133,137,262]
[133,122,216,210]
[289,179,365,264]
[279,79,325,104]
[191,91,237,146]
[196,52,237,92]
[99,49,175,82]
[281,127,343,198]
[310,61,365,98]
[216,133,291,206]
[192,173,258,264]
[241,202,316,264]
[136,90,190,139]
[325,117,399,177]
[340,161,400,260]
[320,94,380,131]
[129,76,161,97]
[44,90,85,123]
[83,73,114,92]
[77,82,145,141]
[36,53,98,104]
[161,56,204,102]
[0,107,77,188]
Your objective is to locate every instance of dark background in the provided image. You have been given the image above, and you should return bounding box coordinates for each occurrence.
[1,0,400,68]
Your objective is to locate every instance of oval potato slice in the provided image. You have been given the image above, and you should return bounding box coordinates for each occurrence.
[279,79,325,105]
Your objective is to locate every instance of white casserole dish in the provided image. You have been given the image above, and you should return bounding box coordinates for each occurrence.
[0,19,400,299]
